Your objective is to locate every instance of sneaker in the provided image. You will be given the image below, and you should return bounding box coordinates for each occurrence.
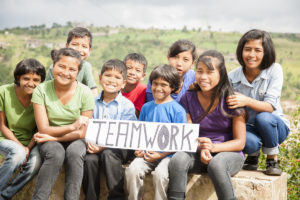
[265,159,282,176]
[243,154,260,170]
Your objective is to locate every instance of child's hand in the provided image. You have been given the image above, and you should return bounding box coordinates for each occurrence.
[144,151,162,163]
[86,142,104,154]
[197,137,215,152]
[227,92,249,109]
[134,150,145,157]
[72,116,89,131]
[34,132,56,144]
[201,149,212,165]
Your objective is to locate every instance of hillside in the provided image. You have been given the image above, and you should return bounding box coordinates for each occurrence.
[0,24,300,101]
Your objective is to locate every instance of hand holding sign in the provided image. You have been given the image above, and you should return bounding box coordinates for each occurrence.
[85,119,199,152]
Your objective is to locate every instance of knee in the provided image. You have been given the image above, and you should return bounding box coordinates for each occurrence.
[9,147,26,167]
[152,169,168,183]
[85,154,100,167]
[207,157,223,175]
[41,142,65,164]
[255,112,275,126]
[169,152,190,172]
[101,149,116,162]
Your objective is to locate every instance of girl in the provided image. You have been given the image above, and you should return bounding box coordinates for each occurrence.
[227,29,290,175]
[0,59,45,199]
[31,48,95,200]
[168,50,246,200]
[146,39,196,102]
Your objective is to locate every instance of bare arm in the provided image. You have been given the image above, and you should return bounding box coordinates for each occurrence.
[33,103,83,137]
[34,110,93,143]
[227,92,274,113]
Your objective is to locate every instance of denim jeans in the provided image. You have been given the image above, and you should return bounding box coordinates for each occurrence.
[0,139,41,199]
[244,112,290,155]
[32,139,86,200]
[168,151,244,200]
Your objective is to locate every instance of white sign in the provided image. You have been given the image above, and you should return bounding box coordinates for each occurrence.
[85,119,199,152]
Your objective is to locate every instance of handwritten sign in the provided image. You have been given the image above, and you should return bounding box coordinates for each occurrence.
[85,119,199,152]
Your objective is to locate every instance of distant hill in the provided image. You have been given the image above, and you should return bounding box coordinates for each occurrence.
[1,24,299,100]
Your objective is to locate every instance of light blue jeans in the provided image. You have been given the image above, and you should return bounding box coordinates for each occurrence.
[168,151,244,200]
[244,112,290,155]
[0,139,41,199]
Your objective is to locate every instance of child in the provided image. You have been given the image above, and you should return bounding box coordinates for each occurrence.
[121,53,147,118]
[45,27,98,96]
[31,48,95,200]
[0,59,45,200]
[168,50,246,200]
[227,29,290,175]
[82,59,137,200]
[125,64,187,200]
[146,39,196,102]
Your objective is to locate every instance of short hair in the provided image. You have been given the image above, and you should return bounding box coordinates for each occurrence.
[236,29,276,70]
[149,64,180,92]
[14,58,46,86]
[123,53,148,73]
[168,40,197,61]
[100,59,127,80]
[52,48,83,71]
[67,27,93,48]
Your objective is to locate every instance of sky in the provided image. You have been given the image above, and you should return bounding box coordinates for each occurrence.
[0,0,300,33]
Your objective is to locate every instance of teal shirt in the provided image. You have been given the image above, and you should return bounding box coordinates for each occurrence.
[45,60,97,89]
[0,84,36,145]
[31,80,95,126]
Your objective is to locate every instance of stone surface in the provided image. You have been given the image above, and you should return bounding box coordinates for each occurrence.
[0,156,286,200]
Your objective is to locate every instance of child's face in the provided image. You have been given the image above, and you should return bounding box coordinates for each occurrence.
[18,72,42,95]
[168,50,194,78]
[125,59,146,85]
[53,55,80,86]
[195,61,220,94]
[151,77,173,104]
[66,36,91,60]
[99,69,126,95]
[242,39,264,70]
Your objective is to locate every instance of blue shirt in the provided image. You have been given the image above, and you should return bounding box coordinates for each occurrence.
[139,100,187,156]
[229,63,289,128]
[146,69,195,102]
[93,91,137,121]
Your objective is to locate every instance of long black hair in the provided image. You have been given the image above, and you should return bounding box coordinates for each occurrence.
[191,50,245,121]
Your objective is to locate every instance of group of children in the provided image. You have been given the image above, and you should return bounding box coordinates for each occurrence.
[0,27,290,200]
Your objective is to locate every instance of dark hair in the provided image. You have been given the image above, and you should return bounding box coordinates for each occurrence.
[236,29,275,70]
[149,64,180,93]
[52,48,82,71]
[14,58,46,86]
[101,59,127,80]
[67,27,93,48]
[168,40,197,61]
[192,50,245,121]
[123,53,148,73]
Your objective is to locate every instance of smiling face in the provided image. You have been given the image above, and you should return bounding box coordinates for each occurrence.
[125,59,146,85]
[242,39,264,70]
[66,36,91,60]
[168,50,194,78]
[52,55,80,86]
[99,69,126,95]
[195,61,220,95]
[151,77,173,104]
[18,72,42,95]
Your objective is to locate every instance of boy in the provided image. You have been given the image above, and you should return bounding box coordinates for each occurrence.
[121,53,147,118]
[45,27,98,96]
[82,59,136,200]
[125,64,187,200]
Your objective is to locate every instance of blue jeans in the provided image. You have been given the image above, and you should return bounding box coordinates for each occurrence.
[32,139,86,200]
[0,139,41,199]
[244,112,290,155]
[168,151,244,200]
